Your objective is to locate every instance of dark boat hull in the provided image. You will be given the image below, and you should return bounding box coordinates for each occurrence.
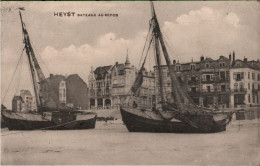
[2,110,97,130]
[120,108,228,133]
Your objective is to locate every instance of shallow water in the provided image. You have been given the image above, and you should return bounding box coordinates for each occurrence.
[1,120,260,165]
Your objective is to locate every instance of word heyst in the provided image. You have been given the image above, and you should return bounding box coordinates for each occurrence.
[54,12,119,17]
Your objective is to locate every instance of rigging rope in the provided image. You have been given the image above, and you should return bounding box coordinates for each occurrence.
[138,23,152,70]
[30,38,50,75]
[122,36,154,105]
[161,30,183,61]
[15,51,25,95]
[2,47,25,104]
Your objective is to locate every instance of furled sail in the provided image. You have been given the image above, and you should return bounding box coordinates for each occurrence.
[130,31,154,96]
[131,55,148,95]
[131,70,143,94]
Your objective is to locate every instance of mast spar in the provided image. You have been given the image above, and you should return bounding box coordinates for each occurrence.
[150,2,198,111]
[19,10,45,110]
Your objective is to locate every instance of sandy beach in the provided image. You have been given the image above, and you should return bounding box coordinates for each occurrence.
[1,120,260,165]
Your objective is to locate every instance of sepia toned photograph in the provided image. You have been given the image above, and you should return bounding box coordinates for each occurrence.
[1,1,260,165]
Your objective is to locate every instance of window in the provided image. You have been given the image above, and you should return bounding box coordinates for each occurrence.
[225,71,230,80]
[220,71,225,80]
[202,74,213,81]
[205,63,210,68]
[59,80,66,103]
[190,64,195,70]
[248,72,250,79]
[252,83,255,90]
[119,70,124,75]
[252,73,255,80]
[234,83,238,90]
[191,87,196,92]
[258,74,260,81]
[248,94,251,103]
[221,85,226,91]
[219,62,225,67]
[206,75,211,81]
[176,65,181,72]
[248,83,250,90]
[233,72,244,81]
[191,76,196,82]
[239,83,244,90]
[178,76,182,82]
[207,86,211,92]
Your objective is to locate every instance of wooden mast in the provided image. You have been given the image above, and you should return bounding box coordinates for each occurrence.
[150,2,165,109]
[150,2,197,111]
[19,11,45,110]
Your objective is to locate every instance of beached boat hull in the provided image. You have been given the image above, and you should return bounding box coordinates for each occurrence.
[1,110,97,130]
[120,108,228,133]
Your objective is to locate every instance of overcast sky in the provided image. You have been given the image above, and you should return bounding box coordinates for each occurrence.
[1,1,260,108]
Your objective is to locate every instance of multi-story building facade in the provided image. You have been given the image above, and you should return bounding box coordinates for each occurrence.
[230,58,260,108]
[154,52,260,109]
[88,54,155,110]
[12,89,34,112]
[20,89,34,111]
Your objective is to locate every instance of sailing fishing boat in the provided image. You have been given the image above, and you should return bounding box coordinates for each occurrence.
[120,2,233,133]
[1,10,97,130]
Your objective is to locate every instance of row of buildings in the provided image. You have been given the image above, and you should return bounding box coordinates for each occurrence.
[89,51,260,110]
[12,51,260,112]
[155,52,260,109]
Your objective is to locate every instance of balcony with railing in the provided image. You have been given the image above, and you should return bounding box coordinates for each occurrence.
[215,77,230,83]
[188,80,199,85]
[201,89,216,94]
[231,88,247,94]
[201,78,214,84]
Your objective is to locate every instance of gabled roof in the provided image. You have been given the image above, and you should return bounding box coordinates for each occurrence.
[204,57,214,62]
[115,63,125,71]
[66,74,88,87]
[20,89,32,96]
[246,60,260,70]
[94,65,112,75]
[218,56,229,61]
[232,59,250,68]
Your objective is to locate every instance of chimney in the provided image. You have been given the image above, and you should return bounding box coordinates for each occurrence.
[244,56,247,62]
[229,53,231,61]
[50,74,53,79]
[233,51,235,62]
[200,56,204,62]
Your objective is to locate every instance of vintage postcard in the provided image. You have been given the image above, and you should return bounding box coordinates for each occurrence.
[1,1,260,165]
